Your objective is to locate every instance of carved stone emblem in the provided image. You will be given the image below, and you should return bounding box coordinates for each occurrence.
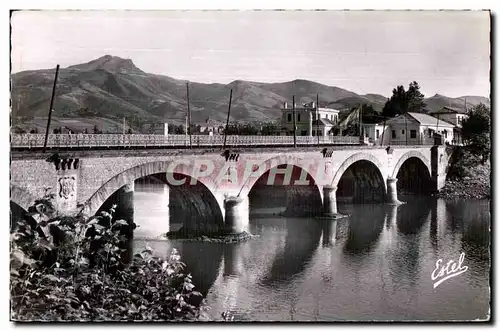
[58,176,76,199]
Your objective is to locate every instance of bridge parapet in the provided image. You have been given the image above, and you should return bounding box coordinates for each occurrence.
[11,133,361,149]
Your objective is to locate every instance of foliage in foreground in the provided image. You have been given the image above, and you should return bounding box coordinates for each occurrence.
[461,103,491,164]
[446,103,491,180]
[10,193,207,322]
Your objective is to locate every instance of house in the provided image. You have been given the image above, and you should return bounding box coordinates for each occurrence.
[428,106,468,128]
[192,118,224,135]
[361,123,389,145]
[428,106,469,145]
[364,112,456,145]
[280,102,340,136]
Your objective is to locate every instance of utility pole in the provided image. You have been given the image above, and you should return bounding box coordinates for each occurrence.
[186,82,192,148]
[316,93,320,146]
[223,89,233,150]
[405,113,408,145]
[359,104,363,137]
[43,64,60,153]
[381,118,386,146]
[292,95,297,148]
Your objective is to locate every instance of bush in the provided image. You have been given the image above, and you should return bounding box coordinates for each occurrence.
[10,193,208,322]
[446,147,484,180]
[462,103,491,164]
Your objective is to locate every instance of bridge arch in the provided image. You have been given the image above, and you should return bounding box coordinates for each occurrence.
[392,151,431,179]
[83,160,222,220]
[331,153,387,204]
[238,154,324,199]
[392,151,433,195]
[237,154,324,216]
[331,153,387,189]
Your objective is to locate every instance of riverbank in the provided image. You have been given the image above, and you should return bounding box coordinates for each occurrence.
[438,160,491,200]
[165,230,258,243]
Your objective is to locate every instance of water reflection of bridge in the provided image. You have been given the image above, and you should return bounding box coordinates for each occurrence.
[130,196,490,321]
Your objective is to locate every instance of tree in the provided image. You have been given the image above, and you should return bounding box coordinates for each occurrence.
[461,103,490,163]
[382,81,426,118]
[93,125,100,134]
[261,121,279,135]
[359,104,380,124]
[406,81,426,113]
[174,125,185,134]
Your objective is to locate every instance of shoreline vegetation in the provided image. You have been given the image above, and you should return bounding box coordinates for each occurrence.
[165,230,257,243]
[438,147,491,200]
[10,195,210,322]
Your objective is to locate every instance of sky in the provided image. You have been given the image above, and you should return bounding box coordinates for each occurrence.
[10,10,491,98]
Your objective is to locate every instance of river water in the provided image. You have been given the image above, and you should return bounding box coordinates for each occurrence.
[132,182,491,322]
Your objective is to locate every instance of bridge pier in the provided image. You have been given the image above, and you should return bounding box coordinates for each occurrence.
[386,204,399,228]
[386,178,402,205]
[114,182,135,238]
[322,219,338,246]
[224,196,249,234]
[223,243,245,276]
[323,185,338,216]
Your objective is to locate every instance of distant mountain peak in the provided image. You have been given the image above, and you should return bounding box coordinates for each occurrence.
[68,55,145,74]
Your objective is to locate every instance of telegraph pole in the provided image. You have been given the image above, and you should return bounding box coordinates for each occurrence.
[223,89,233,150]
[359,104,363,137]
[316,94,320,146]
[186,82,192,148]
[292,95,297,148]
[405,113,409,145]
[43,64,60,153]
[382,119,387,146]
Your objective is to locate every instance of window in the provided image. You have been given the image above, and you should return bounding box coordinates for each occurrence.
[312,130,316,136]
[410,130,417,138]
[297,114,301,122]
[376,130,380,139]
[287,113,292,122]
[402,129,405,135]
[443,130,448,138]
[392,130,396,139]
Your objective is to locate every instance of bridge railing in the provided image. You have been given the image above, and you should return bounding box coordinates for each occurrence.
[381,137,436,146]
[10,134,361,148]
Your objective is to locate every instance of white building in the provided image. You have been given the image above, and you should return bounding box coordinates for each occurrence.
[428,106,469,144]
[364,112,456,145]
[428,106,469,128]
[280,102,340,136]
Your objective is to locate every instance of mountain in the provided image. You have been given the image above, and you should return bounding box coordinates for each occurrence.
[10,55,491,132]
[424,94,490,112]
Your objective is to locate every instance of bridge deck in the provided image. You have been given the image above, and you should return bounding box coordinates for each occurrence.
[10,144,435,160]
[11,133,361,149]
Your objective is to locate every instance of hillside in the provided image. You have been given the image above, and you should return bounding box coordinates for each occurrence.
[11,55,490,132]
[424,94,491,112]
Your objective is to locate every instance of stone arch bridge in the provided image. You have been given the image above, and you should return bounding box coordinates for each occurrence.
[10,145,450,236]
